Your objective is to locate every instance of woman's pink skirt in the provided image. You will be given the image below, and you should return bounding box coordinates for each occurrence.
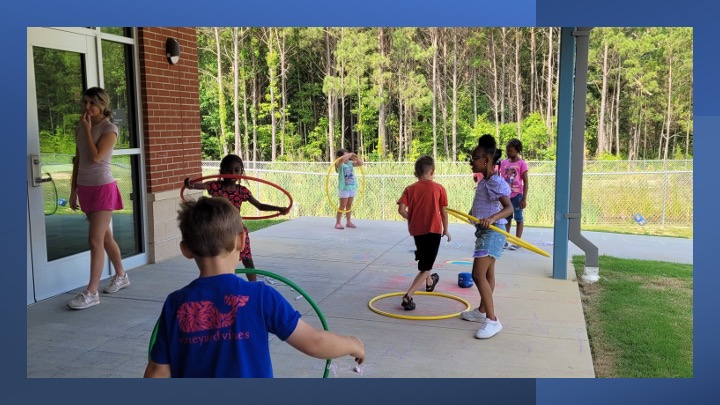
[76,182,124,214]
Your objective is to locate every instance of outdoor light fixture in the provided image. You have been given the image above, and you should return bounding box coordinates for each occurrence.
[166,38,180,65]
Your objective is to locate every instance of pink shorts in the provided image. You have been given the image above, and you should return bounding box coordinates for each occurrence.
[77,182,124,214]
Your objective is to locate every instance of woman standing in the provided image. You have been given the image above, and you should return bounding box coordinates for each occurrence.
[67,87,129,310]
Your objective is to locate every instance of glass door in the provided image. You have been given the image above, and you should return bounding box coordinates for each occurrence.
[27,28,105,302]
[28,27,146,304]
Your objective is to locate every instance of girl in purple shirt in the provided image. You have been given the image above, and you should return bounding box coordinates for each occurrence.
[461,134,513,339]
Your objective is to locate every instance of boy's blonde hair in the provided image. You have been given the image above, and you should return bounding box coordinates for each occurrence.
[177,197,244,257]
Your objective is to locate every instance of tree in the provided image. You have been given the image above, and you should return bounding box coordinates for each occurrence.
[192,27,692,163]
[213,28,229,157]
[262,28,280,161]
[323,27,336,159]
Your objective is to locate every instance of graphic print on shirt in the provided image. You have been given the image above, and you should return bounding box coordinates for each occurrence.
[343,164,356,186]
[503,166,517,187]
[176,294,249,333]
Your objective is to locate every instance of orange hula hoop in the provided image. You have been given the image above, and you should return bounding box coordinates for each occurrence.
[181,174,293,220]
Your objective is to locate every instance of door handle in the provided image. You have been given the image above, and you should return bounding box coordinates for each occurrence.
[39,174,52,184]
[30,154,51,187]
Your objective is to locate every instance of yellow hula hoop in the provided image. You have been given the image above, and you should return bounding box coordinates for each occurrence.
[368,291,471,320]
[444,207,551,258]
[325,155,366,214]
[446,207,535,251]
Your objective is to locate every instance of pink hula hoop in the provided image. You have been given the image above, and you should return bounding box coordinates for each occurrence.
[181,174,293,220]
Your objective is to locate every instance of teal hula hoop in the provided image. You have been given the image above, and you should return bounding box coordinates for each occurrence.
[148,268,332,378]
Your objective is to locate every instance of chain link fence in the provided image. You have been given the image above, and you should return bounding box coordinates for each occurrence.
[37,154,693,230]
[200,160,693,228]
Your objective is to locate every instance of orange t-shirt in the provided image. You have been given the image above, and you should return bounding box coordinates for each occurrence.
[397,180,448,236]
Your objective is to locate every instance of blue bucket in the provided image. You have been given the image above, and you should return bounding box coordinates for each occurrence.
[458,272,473,288]
[632,213,647,226]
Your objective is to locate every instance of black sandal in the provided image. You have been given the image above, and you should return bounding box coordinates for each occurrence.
[401,295,416,310]
[426,273,439,292]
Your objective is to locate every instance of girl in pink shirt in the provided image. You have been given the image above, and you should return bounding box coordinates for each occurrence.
[499,138,529,250]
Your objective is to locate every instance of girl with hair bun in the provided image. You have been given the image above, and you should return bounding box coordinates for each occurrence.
[460,134,513,339]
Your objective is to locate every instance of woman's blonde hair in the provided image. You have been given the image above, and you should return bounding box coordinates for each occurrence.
[82,87,113,120]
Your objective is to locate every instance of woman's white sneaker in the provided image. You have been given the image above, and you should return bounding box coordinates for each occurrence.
[474,318,502,339]
[103,274,130,294]
[67,290,100,310]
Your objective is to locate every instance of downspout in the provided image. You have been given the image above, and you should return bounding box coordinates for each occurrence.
[568,28,600,283]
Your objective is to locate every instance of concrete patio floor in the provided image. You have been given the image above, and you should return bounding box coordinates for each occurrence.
[26,217,692,378]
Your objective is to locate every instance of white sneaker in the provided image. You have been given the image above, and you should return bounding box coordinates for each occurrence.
[460,308,487,323]
[475,318,503,339]
[67,290,100,310]
[103,274,130,294]
[508,244,519,251]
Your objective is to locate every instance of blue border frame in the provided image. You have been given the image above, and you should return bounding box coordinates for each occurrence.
[7,0,712,402]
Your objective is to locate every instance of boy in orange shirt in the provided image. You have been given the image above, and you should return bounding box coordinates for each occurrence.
[397,155,451,310]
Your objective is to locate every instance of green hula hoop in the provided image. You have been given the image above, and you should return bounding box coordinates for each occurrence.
[147,268,332,378]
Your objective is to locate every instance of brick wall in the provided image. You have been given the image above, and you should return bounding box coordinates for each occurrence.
[138,27,202,193]
[137,27,201,262]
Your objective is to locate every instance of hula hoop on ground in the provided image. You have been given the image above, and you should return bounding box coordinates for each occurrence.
[444,207,550,258]
[181,174,293,220]
[368,291,471,320]
[324,155,366,214]
[147,268,332,378]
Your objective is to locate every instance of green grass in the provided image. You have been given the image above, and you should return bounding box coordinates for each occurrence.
[573,224,692,239]
[244,218,288,233]
[504,224,692,239]
[573,255,693,378]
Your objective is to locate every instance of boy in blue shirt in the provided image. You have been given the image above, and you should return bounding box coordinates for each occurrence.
[144,197,365,377]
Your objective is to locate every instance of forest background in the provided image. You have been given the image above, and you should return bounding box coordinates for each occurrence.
[34,27,693,234]
[193,27,692,163]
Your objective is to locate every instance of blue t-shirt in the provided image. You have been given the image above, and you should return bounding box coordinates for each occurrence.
[150,273,301,377]
[471,174,511,226]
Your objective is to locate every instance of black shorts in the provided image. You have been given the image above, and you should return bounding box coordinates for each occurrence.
[413,233,442,271]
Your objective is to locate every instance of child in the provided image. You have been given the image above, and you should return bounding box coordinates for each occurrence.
[144,197,365,378]
[461,134,513,339]
[184,154,289,282]
[499,138,529,250]
[471,160,499,188]
[396,155,451,310]
[334,149,363,229]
